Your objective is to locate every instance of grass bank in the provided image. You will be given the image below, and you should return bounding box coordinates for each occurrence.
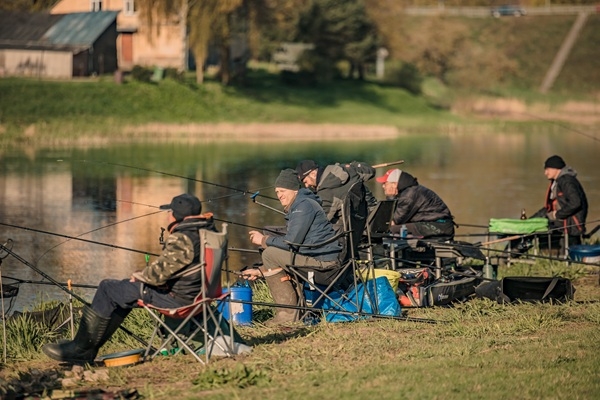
[3,63,597,149]
[1,260,598,399]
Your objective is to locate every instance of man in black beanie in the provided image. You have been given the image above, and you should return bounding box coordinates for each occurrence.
[532,155,588,252]
[245,169,342,325]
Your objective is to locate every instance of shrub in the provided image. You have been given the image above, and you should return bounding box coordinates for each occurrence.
[385,62,423,95]
[130,65,153,83]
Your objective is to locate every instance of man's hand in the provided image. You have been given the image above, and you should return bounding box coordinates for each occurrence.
[241,268,261,281]
[249,230,265,246]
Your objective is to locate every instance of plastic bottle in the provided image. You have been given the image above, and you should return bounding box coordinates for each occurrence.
[400,224,408,238]
[520,209,527,220]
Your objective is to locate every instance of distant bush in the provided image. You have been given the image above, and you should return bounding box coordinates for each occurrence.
[130,65,153,83]
[385,62,423,95]
[164,67,185,82]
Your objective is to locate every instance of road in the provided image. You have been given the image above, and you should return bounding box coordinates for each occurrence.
[404,5,597,18]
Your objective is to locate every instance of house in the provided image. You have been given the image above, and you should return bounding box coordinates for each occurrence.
[0,10,118,78]
[51,0,187,71]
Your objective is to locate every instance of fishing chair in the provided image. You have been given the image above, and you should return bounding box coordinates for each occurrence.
[138,224,235,364]
[284,181,383,320]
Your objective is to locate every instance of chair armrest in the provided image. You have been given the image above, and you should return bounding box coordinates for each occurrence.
[284,230,350,250]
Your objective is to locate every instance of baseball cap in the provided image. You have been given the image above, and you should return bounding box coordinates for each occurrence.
[159,193,202,221]
[376,169,401,183]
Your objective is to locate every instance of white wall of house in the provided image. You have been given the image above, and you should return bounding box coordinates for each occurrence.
[0,49,73,78]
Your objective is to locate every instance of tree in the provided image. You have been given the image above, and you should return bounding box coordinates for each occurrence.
[0,0,59,11]
[137,0,244,84]
[295,0,379,80]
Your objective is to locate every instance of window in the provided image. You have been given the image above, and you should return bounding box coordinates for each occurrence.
[91,0,103,12]
[124,0,136,15]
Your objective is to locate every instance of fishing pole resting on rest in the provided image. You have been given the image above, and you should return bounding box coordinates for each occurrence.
[250,191,285,216]
[0,241,149,348]
[77,159,279,202]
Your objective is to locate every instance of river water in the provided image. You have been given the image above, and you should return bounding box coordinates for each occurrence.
[1,130,598,312]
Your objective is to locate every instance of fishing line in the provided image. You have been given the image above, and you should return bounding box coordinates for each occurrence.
[0,222,159,257]
[33,210,164,264]
[519,112,600,143]
[0,243,148,347]
[77,159,278,202]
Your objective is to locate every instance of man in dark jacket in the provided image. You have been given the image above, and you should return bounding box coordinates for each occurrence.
[532,155,588,249]
[43,193,219,364]
[377,168,455,240]
[295,159,377,232]
[245,169,342,324]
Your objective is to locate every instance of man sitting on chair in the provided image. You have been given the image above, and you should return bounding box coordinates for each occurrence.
[377,168,455,241]
[245,169,343,325]
[43,193,219,364]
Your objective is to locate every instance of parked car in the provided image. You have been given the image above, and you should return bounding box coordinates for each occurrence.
[491,5,527,18]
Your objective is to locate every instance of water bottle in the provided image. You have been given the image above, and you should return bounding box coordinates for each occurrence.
[520,209,527,220]
[400,224,408,239]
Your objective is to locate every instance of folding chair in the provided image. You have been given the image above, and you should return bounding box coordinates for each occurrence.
[138,223,234,364]
[285,181,390,321]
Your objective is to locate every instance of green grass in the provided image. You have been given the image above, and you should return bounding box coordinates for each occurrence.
[1,261,598,399]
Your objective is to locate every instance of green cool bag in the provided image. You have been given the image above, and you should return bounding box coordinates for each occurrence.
[489,218,548,235]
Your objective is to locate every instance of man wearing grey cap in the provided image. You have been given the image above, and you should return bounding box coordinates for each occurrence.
[245,169,343,325]
[43,193,221,364]
[377,168,455,240]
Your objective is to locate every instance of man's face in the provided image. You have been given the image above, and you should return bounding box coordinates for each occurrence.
[544,167,560,180]
[301,169,318,189]
[382,181,398,197]
[275,187,298,209]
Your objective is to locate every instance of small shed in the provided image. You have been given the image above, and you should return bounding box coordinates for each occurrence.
[0,11,118,78]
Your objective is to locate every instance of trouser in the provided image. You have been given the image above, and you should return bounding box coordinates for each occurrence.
[394,220,455,240]
[261,246,341,287]
[91,279,190,318]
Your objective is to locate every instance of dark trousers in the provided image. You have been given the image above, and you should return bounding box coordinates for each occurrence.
[91,279,189,319]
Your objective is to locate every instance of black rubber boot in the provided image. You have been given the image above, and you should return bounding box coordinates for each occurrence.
[264,270,299,325]
[42,306,111,364]
[97,312,125,349]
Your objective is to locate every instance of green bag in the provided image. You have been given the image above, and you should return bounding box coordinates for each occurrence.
[489,218,548,234]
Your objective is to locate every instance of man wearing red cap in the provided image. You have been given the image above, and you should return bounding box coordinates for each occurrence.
[531,155,588,250]
[376,169,455,240]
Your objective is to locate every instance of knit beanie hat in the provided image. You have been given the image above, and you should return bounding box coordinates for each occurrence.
[275,168,301,190]
[544,155,566,169]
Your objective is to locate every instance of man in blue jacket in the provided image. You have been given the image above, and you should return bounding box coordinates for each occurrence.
[245,169,342,324]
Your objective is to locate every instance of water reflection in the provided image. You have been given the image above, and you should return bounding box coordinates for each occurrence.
[0,131,598,312]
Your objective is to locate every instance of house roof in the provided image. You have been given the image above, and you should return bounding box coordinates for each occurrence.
[0,10,117,52]
[44,11,119,48]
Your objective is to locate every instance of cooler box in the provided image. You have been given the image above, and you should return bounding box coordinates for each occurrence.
[569,244,600,263]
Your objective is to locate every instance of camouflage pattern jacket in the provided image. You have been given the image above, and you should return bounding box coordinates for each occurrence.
[132,214,216,302]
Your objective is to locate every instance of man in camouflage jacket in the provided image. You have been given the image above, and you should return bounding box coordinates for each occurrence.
[43,193,217,364]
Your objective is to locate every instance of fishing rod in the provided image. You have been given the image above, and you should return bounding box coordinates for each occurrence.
[1,275,98,289]
[519,112,600,143]
[372,160,405,169]
[34,210,165,264]
[0,222,159,257]
[0,241,149,347]
[250,191,285,216]
[228,298,443,324]
[77,159,279,202]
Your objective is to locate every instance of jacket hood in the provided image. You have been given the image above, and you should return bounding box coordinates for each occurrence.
[317,164,350,191]
[397,171,418,192]
[295,187,323,205]
[557,166,577,179]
